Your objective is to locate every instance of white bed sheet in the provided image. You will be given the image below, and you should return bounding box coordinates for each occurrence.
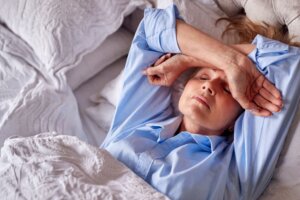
[66,28,133,90]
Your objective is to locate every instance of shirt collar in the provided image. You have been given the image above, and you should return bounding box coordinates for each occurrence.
[146,116,226,151]
[189,134,226,151]
[146,116,182,143]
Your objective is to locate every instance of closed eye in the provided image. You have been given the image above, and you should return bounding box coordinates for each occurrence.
[198,74,210,80]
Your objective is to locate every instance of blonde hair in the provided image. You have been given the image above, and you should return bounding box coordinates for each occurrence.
[218,15,300,47]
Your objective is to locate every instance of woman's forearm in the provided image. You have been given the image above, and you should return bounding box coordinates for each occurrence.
[230,44,255,55]
[176,20,252,70]
[182,44,256,69]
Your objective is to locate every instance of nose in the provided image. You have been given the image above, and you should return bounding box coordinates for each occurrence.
[201,81,216,96]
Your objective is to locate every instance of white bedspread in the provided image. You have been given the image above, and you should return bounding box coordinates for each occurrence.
[0,24,86,145]
[0,133,168,200]
[0,0,149,145]
[0,0,168,198]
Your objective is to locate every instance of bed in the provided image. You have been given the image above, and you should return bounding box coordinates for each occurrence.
[0,0,300,199]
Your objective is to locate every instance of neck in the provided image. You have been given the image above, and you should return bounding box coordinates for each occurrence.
[179,116,223,136]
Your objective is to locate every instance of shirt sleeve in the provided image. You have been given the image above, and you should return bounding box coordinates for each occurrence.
[233,35,300,198]
[101,4,181,147]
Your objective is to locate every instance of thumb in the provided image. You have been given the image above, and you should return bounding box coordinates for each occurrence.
[235,94,258,111]
[243,100,272,116]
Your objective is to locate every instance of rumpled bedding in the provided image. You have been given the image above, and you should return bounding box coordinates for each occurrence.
[0,0,150,146]
[0,0,168,199]
[0,24,84,146]
[0,133,168,200]
[0,0,147,71]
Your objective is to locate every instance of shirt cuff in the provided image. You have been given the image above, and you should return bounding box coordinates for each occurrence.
[248,34,289,74]
[143,4,182,53]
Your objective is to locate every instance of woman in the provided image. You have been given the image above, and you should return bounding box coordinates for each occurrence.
[101,4,300,200]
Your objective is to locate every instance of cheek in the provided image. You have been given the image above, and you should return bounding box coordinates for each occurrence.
[219,98,242,120]
[178,81,196,113]
[178,90,188,113]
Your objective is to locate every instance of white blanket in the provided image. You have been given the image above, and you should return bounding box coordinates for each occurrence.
[0,0,168,198]
[0,24,85,145]
[0,0,149,145]
[0,133,168,199]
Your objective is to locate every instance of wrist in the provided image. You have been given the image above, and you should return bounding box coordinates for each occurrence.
[222,49,249,71]
[182,54,216,69]
[177,54,194,71]
[182,54,196,68]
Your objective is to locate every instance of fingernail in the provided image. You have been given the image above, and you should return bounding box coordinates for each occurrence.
[142,69,147,75]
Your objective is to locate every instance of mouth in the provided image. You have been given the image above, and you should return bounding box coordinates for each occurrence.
[192,95,210,110]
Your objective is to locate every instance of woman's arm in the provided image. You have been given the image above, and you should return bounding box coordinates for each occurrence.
[144,18,283,116]
[233,35,300,198]
[102,4,182,147]
[177,44,256,68]
[176,20,247,71]
[177,20,283,116]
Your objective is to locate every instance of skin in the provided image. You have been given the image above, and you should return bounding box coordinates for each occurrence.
[144,45,283,117]
[144,54,243,135]
[178,68,243,135]
[142,19,283,135]
[143,51,281,135]
[174,20,282,116]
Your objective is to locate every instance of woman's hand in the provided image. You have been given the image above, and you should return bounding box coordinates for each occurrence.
[143,53,188,86]
[175,20,283,116]
[143,53,283,117]
[224,57,283,117]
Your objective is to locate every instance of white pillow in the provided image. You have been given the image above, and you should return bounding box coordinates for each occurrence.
[86,99,116,132]
[89,72,123,107]
[87,71,123,131]
[66,29,132,90]
[0,0,150,70]
[157,0,238,44]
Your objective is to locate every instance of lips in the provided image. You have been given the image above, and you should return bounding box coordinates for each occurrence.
[192,95,210,110]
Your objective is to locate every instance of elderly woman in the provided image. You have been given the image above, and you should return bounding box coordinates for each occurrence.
[101,4,300,200]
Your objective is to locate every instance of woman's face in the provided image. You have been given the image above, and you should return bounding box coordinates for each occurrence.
[178,68,243,135]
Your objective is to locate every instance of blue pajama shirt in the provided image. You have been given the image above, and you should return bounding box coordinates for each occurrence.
[101,4,300,200]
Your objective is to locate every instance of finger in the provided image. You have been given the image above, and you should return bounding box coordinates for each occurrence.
[249,108,272,117]
[154,55,167,66]
[153,53,172,66]
[147,74,166,86]
[165,53,172,59]
[246,101,272,117]
[237,95,272,117]
[235,94,271,117]
[143,67,161,76]
[259,87,283,108]
[253,94,281,113]
[147,74,159,85]
[262,79,282,99]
